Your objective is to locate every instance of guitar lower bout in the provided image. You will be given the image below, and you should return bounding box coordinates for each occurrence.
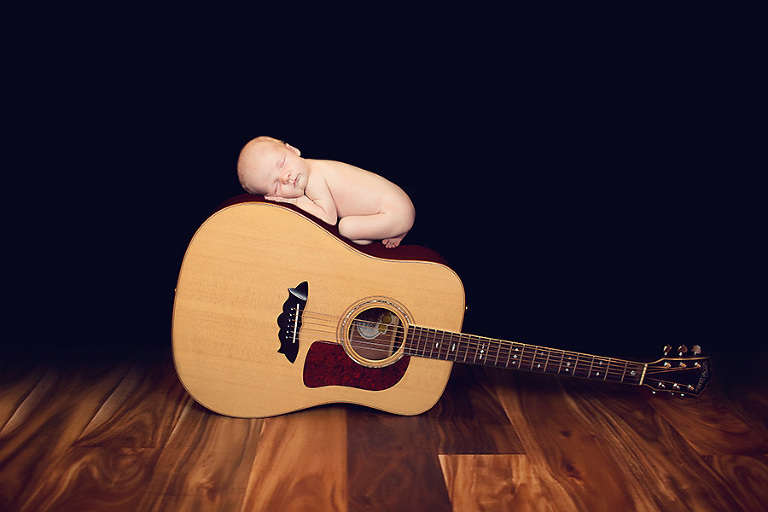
[172,201,465,418]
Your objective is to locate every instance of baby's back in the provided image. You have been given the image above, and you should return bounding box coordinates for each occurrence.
[312,160,413,218]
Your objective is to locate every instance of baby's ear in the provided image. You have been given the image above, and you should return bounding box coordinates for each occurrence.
[285,143,301,157]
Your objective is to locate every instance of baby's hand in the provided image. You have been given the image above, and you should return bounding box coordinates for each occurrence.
[265,196,298,204]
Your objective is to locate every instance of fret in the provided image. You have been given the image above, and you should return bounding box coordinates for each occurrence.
[446,332,459,362]
[433,331,447,359]
[417,328,428,358]
[427,329,439,359]
[507,344,523,369]
[429,331,445,359]
[544,350,565,375]
[409,327,422,356]
[446,332,461,362]
[429,329,440,359]
[411,326,428,358]
[441,331,457,362]
[422,329,432,358]
[530,347,551,373]
[592,358,607,380]
[572,354,591,379]
[459,336,470,363]
[486,340,498,366]
[492,340,502,366]
[437,330,449,361]
[561,353,578,376]
[620,363,644,385]
[474,339,488,364]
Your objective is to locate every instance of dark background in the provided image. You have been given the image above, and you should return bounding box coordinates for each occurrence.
[8,6,762,362]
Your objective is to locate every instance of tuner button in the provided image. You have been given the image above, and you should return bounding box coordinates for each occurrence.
[694,362,702,368]
[678,362,687,368]
[663,345,673,356]
[663,362,672,368]
[678,345,688,356]
[672,383,680,390]
[658,382,666,389]
[691,345,702,355]
[687,384,694,391]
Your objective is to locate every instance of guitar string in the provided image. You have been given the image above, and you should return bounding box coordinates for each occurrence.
[293,311,650,379]
[300,319,690,385]
[298,312,641,377]
[296,312,700,381]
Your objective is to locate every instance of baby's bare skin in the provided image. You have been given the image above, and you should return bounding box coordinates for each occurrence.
[237,137,415,248]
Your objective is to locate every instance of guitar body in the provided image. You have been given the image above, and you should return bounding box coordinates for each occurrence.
[172,200,466,418]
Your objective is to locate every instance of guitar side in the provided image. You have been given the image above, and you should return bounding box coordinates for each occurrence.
[172,202,466,417]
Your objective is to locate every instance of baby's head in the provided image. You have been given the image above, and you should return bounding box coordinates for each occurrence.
[237,136,308,199]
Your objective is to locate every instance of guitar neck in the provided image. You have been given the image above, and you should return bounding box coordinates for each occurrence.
[405,326,647,387]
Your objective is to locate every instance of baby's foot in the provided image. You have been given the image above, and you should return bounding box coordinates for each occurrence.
[382,233,406,248]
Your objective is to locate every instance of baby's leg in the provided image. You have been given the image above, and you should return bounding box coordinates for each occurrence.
[338,211,412,248]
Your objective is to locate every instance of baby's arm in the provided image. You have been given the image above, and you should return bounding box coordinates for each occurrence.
[267,175,337,225]
[293,195,337,225]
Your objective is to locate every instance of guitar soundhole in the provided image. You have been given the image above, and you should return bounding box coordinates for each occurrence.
[347,307,405,363]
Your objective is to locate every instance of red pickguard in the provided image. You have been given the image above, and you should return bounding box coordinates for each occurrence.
[303,341,410,391]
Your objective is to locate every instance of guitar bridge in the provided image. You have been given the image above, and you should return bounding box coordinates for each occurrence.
[276,281,308,363]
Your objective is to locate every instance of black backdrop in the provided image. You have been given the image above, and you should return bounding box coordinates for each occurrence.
[9,7,761,361]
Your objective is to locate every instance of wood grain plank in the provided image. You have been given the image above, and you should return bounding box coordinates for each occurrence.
[0,362,48,432]
[439,454,555,512]
[241,406,348,511]
[0,360,132,511]
[487,369,650,511]
[137,398,264,512]
[556,375,751,511]
[427,365,525,455]
[698,351,768,445]
[6,352,188,512]
[702,454,768,511]
[73,355,188,449]
[643,379,768,457]
[346,406,452,511]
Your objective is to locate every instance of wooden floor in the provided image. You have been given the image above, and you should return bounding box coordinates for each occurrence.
[1,346,767,512]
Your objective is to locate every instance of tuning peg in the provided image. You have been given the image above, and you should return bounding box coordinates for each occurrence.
[663,345,673,356]
[677,345,688,356]
[691,345,702,355]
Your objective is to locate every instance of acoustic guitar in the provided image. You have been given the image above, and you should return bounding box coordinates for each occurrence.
[172,197,712,418]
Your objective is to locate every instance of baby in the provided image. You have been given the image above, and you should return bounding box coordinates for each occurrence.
[237,136,415,248]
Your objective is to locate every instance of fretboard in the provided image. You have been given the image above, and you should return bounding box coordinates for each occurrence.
[405,326,646,386]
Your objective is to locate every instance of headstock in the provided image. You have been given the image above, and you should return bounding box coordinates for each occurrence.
[642,345,712,397]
